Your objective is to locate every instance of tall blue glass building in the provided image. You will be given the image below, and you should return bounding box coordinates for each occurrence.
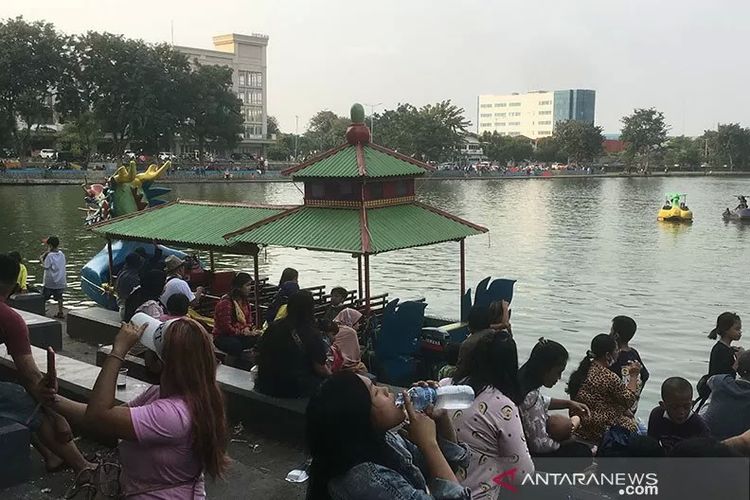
[553,89,596,126]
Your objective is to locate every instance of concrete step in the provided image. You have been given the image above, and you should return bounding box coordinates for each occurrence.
[0,421,31,488]
[67,307,121,345]
[12,308,62,351]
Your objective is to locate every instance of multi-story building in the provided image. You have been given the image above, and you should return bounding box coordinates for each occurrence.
[477,89,595,139]
[457,134,485,165]
[175,33,272,155]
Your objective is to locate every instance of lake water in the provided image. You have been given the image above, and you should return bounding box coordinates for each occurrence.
[2,176,748,416]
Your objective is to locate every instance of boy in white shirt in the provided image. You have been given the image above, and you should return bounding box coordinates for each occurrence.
[40,236,66,318]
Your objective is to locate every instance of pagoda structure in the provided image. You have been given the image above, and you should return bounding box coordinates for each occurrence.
[225,103,488,306]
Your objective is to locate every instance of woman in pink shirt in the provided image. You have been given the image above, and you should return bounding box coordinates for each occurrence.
[446,330,534,499]
[43,318,229,498]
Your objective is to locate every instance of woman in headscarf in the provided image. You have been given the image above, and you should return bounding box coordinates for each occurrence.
[332,308,367,373]
[265,281,300,325]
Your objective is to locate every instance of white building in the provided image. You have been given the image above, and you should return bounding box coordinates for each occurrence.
[175,33,272,155]
[458,134,484,164]
[477,89,595,140]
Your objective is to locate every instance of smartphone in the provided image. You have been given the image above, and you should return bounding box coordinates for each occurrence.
[46,347,56,387]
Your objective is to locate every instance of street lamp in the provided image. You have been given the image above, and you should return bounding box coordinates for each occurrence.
[294,115,299,160]
[363,102,382,140]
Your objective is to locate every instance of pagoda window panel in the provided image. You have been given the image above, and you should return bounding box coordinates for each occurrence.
[340,181,354,196]
[396,179,412,197]
[366,182,384,200]
[337,181,360,201]
[308,182,325,199]
[382,181,397,198]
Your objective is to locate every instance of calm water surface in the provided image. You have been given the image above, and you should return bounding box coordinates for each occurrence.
[2,177,749,415]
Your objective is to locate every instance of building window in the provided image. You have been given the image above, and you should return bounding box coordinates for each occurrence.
[508,102,521,107]
[494,122,506,127]
[539,110,552,115]
[249,72,263,87]
[480,122,492,127]
[538,120,551,125]
[249,90,262,105]
[538,100,552,105]
[239,91,247,104]
[238,71,247,86]
[480,103,493,109]
[494,103,507,108]
[494,112,506,117]
[246,106,262,123]
[480,113,492,118]
[509,121,521,126]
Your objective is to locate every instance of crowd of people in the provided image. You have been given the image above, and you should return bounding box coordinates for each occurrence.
[2,252,750,498]
[304,309,750,499]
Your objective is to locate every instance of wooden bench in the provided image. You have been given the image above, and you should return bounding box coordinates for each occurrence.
[13,308,63,350]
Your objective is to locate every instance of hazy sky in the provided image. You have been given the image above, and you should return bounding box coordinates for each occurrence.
[3,0,748,136]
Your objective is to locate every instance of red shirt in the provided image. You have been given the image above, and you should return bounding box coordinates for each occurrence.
[212,297,253,337]
[0,298,31,357]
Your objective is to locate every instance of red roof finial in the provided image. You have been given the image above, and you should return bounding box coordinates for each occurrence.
[346,103,370,145]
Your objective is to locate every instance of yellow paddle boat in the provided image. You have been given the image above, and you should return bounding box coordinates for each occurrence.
[657,193,693,222]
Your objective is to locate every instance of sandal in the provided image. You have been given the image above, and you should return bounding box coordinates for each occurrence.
[65,467,95,499]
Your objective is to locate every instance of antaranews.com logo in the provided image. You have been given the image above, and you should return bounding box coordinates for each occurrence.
[493,469,659,496]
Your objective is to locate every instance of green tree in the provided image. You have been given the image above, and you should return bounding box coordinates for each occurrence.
[534,136,565,163]
[58,111,101,161]
[305,111,350,151]
[74,32,191,155]
[372,101,471,162]
[705,124,750,170]
[481,132,533,164]
[663,136,702,169]
[0,17,64,158]
[552,120,603,164]
[181,64,243,164]
[620,108,669,169]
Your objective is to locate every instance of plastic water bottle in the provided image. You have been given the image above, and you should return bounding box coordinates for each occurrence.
[395,385,475,412]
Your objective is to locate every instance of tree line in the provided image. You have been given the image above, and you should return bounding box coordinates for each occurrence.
[0,17,243,162]
[271,104,750,171]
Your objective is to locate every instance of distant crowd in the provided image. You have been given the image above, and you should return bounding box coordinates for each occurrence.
[1,246,749,498]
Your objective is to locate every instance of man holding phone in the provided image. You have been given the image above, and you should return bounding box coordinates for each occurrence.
[0,254,92,474]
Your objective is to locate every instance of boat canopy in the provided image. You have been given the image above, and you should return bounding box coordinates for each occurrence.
[90,200,291,253]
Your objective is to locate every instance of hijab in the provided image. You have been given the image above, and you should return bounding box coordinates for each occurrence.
[333,308,364,372]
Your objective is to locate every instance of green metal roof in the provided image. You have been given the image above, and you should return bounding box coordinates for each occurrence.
[225,203,487,254]
[91,200,288,250]
[282,144,431,179]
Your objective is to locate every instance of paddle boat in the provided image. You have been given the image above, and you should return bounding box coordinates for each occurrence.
[723,195,750,221]
[657,193,693,222]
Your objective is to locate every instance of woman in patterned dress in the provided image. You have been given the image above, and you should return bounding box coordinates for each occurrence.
[566,334,641,445]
